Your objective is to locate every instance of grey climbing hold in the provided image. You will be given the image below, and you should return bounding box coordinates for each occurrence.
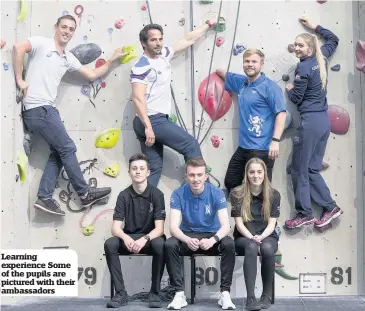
[179,18,185,26]
[282,74,290,82]
[330,64,341,72]
[23,133,32,156]
[70,43,102,65]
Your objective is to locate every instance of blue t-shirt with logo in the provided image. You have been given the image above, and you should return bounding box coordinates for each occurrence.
[170,183,227,233]
[225,72,286,151]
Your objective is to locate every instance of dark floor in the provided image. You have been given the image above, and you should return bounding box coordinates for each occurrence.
[1,296,365,311]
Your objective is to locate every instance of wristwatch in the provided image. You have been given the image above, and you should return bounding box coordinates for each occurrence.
[272,137,280,142]
[143,235,150,242]
[213,234,220,243]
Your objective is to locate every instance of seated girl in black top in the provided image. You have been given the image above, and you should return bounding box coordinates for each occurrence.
[231,158,280,311]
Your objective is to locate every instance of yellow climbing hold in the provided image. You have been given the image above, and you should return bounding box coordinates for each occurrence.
[17,0,29,22]
[95,128,121,149]
[82,225,95,236]
[121,44,137,64]
[16,152,28,184]
[104,163,120,177]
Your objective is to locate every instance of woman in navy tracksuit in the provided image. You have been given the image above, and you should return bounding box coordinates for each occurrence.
[284,16,343,229]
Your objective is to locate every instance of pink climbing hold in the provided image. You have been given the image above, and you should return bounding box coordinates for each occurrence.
[216,37,224,47]
[356,40,365,73]
[328,105,350,135]
[114,19,125,29]
[198,73,232,121]
[95,58,106,68]
[141,5,147,11]
[287,44,295,53]
[210,136,220,148]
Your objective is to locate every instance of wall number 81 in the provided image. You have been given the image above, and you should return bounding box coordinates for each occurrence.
[330,267,352,285]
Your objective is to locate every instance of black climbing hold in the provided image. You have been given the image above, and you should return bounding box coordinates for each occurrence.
[282,74,290,82]
[331,64,341,72]
[70,43,102,65]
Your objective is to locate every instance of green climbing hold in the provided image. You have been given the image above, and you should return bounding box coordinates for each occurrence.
[82,225,95,236]
[216,17,226,32]
[169,114,177,124]
[200,0,213,3]
[206,165,212,173]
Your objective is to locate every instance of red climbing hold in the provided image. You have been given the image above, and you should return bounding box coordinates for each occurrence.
[141,5,147,11]
[210,136,220,148]
[198,73,232,121]
[101,82,106,88]
[95,58,106,68]
[356,40,365,73]
[328,105,350,135]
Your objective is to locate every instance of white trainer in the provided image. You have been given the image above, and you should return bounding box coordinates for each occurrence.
[218,291,236,310]
[167,291,188,310]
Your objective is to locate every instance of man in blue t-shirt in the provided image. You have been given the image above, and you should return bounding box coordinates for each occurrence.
[165,157,236,310]
[216,49,287,191]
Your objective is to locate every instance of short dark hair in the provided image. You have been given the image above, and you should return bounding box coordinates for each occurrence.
[185,157,207,173]
[129,153,149,169]
[139,24,163,45]
[55,15,77,28]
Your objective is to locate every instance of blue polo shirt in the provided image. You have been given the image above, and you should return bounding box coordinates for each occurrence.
[225,72,286,151]
[170,183,227,233]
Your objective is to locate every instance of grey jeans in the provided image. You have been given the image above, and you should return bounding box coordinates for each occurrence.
[23,105,89,199]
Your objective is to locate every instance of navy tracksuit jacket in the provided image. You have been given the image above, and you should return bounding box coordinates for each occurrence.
[287,25,339,217]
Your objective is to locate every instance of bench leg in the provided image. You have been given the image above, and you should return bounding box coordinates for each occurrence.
[110,277,114,299]
[191,256,196,304]
[271,275,275,304]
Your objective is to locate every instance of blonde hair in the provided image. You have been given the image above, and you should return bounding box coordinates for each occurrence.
[230,158,272,222]
[297,33,327,90]
[243,48,265,61]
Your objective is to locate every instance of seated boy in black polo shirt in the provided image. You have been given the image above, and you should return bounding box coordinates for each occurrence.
[104,153,166,308]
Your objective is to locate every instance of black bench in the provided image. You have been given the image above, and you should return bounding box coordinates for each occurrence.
[109,253,277,305]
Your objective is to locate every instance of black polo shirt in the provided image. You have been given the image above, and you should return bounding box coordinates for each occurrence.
[231,189,281,239]
[113,184,166,234]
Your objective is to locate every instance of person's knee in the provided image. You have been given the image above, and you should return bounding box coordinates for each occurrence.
[244,240,259,256]
[260,242,277,258]
[104,236,120,253]
[185,137,202,157]
[58,140,77,158]
[151,236,165,255]
[220,236,235,253]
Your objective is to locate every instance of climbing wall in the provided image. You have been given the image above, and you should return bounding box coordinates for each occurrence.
[1,0,365,304]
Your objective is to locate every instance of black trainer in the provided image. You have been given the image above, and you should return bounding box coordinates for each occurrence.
[246,296,262,311]
[259,293,271,309]
[34,198,65,216]
[81,187,111,207]
[107,290,128,308]
[148,291,162,308]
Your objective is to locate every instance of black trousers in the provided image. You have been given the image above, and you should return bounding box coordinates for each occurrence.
[224,147,275,192]
[165,232,235,292]
[104,234,165,293]
[235,236,278,297]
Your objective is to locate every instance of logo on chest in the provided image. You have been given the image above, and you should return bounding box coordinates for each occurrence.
[149,202,153,212]
[205,204,211,215]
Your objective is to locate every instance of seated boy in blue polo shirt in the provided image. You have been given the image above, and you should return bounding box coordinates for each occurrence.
[165,157,236,310]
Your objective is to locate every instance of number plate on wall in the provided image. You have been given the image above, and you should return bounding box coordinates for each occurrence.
[299,273,326,294]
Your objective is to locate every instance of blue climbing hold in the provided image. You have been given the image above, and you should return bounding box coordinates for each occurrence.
[331,64,341,72]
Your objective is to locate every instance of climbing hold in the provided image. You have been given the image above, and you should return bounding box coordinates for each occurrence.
[179,18,185,26]
[74,4,84,17]
[62,10,69,16]
[282,74,290,82]
[104,163,121,177]
[321,161,329,171]
[82,225,95,236]
[233,42,247,56]
[97,78,103,84]
[284,110,292,130]
[210,136,220,148]
[83,35,88,42]
[216,37,224,47]
[328,105,350,135]
[198,73,232,121]
[17,0,29,22]
[206,165,212,173]
[101,82,106,88]
[95,128,121,149]
[200,0,213,3]
[16,152,28,184]
[81,85,91,97]
[23,133,32,156]
[287,44,295,53]
[114,19,125,29]
[70,43,102,65]
[317,0,327,3]
[169,114,177,123]
[141,5,147,11]
[331,64,341,72]
[216,17,226,32]
[120,44,137,64]
[3,62,9,71]
[1,40,6,49]
[274,254,298,280]
[356,40,365,73]
[95,58,106,68]
[108,28,113,35]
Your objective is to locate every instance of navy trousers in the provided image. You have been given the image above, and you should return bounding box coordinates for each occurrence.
[133,114,202,187]
[291,111,336,217]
